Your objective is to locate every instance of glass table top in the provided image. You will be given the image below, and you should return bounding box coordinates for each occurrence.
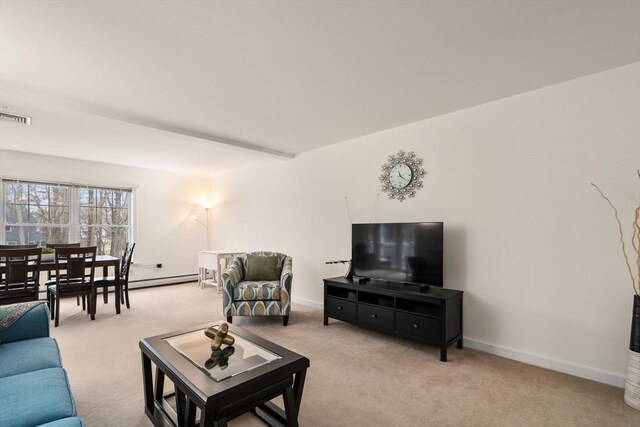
[163,326,282,382]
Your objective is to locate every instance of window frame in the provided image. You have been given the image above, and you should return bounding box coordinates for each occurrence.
[1,178,134,253]
[77,186,133,255]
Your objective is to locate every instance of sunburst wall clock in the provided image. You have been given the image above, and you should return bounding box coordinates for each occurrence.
[379,150,426,202]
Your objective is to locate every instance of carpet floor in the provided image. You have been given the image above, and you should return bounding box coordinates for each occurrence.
[50,283,639,426]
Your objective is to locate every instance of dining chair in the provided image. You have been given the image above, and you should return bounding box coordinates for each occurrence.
[44,243,84,309]
[94,243,135,310]
[48,246,97,327]
[0,247,42,306]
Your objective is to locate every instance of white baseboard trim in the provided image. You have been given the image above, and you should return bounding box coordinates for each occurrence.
[292,296,323,310]
[290,296,625,388]
[129,274,198,289]
[464,338,625,388]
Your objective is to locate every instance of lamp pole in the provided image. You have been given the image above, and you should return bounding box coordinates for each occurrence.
[205,207,210,250]
[191,207,210,250]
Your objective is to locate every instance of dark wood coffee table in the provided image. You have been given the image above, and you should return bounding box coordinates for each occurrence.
[140,322,309,427]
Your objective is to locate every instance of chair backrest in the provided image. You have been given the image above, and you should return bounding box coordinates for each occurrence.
[54,246,97,290]
[119,242,136,282]
[45,243,80,279]
[0,244,38,249]
[0,248,42,301]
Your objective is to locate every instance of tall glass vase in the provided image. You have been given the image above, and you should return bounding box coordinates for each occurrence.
[625,295,640,410]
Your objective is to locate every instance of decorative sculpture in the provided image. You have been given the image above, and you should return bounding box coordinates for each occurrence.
[204,323,236,369]
[204,323,235,351]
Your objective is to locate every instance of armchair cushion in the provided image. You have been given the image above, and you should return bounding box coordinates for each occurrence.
[244,255,281,281]
[234,280,281,301]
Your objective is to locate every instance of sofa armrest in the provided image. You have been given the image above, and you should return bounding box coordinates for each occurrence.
[0,303,50,344]
[280,256,292,315]
[222,257,244,313]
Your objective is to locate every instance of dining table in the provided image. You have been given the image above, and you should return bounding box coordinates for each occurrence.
[38,255,122,315]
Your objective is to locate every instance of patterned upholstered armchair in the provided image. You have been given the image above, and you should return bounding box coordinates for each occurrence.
[222,251,292,326]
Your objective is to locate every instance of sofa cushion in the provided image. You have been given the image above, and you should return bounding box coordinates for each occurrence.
[0,303,50,344]
[37,416,84,427]
[0,337,62,378]
[244,255,281,281]
[234,281,281,301]
[0,367,76,427]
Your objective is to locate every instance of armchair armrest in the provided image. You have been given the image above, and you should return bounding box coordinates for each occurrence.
[222,257,244,312]
[280,256,292,315]
[0,302,50,344]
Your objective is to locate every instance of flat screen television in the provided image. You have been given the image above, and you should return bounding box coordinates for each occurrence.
[351,222,443,287]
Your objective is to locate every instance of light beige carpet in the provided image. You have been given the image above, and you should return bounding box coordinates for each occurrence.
[50,284,639,426]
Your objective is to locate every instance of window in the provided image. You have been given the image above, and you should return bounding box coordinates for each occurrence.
[3,181,70,245]
[79,187,130,256]
[1,179,133,255]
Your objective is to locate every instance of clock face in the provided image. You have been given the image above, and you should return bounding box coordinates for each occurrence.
[379,150,426,202]
[389,164,413,188]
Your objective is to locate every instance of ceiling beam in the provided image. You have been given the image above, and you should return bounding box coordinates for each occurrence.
[0,83,295,160]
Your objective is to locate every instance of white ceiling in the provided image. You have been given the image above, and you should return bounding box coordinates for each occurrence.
[0,0,639,175]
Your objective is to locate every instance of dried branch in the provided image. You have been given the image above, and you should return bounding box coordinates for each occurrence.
[635,206,640,290]
[591,182,639,295]
[635,169,640,294]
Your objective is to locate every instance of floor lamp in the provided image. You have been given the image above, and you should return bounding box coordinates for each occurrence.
[191,206,210,250]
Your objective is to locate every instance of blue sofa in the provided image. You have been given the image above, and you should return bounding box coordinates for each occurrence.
[0,302,84,427]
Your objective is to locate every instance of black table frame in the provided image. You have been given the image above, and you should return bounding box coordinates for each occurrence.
[140,322,309,427]
[0,255,121,314]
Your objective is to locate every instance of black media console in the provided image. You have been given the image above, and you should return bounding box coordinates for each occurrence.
[323,276,463,361]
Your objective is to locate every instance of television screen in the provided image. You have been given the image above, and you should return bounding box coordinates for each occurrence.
[351,222,443,287]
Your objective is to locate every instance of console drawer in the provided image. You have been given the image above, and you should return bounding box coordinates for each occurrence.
[396,312,440,342]
[358,304,393,330]
[326,297,356,323]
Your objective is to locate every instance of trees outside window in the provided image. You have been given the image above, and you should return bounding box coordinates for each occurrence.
[79,188,130,256]
[2,180,132,256]
[4,182,70,245]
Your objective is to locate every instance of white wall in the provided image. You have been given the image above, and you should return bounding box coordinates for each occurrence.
[0,149,211,281]
[210,63,640,386]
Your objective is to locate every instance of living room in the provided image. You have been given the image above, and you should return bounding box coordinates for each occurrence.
[1,1,639,426]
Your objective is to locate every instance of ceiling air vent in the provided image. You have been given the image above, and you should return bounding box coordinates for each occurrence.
[0,112,31,125]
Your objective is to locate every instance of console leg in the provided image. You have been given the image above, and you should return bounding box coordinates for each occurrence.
[457,338,463,349]
[283,315,289,326]
[226,316,232,324]
[323,316,328,326]
[440,347,447,362]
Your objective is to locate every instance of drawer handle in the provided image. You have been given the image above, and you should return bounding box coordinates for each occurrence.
[371,314,378,319]
[337,306,343,310]
[413,323,420,329]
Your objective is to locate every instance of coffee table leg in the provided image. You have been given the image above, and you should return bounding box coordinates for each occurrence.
[154,367,165,405]
[199,405,215,427]
[282,386,299,427]
[141,352,154,416]
[292,368,307,417]
[184,398,196,427]
[175,385,187,426]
